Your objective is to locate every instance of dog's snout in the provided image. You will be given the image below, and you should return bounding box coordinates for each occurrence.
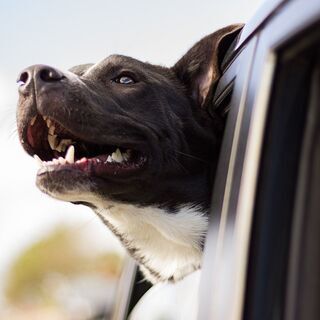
[38,66,64,82]
[17,71,30,86]
[17,69,32,93]
[17,65,64,94]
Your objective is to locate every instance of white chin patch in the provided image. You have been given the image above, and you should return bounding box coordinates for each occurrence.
[94,201,208,283]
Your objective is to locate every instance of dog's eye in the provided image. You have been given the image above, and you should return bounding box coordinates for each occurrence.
[113,76,135,85]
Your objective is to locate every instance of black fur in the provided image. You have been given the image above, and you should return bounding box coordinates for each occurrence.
[16,25,243,283]
[17,25,242,214]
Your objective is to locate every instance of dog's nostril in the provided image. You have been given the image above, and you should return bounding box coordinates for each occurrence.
[17,71,29,86]
[39,68,64,82]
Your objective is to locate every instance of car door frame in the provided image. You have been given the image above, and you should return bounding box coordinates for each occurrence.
[198,0,320,319]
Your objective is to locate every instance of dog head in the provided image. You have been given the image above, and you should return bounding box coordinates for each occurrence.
[16,25,242,212]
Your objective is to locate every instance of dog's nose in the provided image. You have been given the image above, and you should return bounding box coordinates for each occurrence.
[17,65,64,94]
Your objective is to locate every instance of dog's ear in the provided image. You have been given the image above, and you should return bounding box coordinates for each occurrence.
[172,24,243,107]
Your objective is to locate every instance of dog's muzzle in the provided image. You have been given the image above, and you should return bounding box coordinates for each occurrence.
[17,64,65,95]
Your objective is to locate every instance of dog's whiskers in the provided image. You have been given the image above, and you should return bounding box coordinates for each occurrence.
[9,128,18,139]
[174,150,210,164]
[172,157,189,174]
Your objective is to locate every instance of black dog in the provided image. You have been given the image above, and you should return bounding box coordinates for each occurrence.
[16,24,242,283]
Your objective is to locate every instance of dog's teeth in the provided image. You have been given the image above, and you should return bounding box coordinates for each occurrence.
[106,155,113,163]
[48,125,55,135]
[48,134,58,149]
[46,119,52,128]
[33,154,43,168]
[57,145,64,152]
[65,145,75,164]
[55,144,63,153]
[122,151,130,161]
[111,148,124,163]
[38,164,55,173]
[61,139,73,147]
[53,159,59,165]
[30,116,37,126]
[43,116,48,121]
[58,157,66,165]
[56,139,73,153]
[76,157,87,164]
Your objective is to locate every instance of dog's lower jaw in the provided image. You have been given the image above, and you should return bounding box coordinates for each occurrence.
[36,174,209,284]
[94,202,208,284]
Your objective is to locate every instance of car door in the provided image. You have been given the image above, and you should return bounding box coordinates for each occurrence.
[199,0,320,319]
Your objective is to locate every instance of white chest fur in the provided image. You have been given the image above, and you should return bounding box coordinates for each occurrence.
[42,185,208,283]
[95,203,208,283]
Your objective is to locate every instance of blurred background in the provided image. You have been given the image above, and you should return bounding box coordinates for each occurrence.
[0,0,263,318]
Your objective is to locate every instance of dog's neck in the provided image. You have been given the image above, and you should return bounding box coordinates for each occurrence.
[39,173,211,283]
[93,200,208,283]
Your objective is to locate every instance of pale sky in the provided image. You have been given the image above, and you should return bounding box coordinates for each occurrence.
[0,0,263,304]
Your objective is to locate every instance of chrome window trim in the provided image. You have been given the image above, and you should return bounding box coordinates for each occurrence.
[112,258,137,320]
[198,38,257,320]
[236,0,287,49]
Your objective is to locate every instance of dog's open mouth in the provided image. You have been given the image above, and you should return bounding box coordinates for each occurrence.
[26,114,147,177]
